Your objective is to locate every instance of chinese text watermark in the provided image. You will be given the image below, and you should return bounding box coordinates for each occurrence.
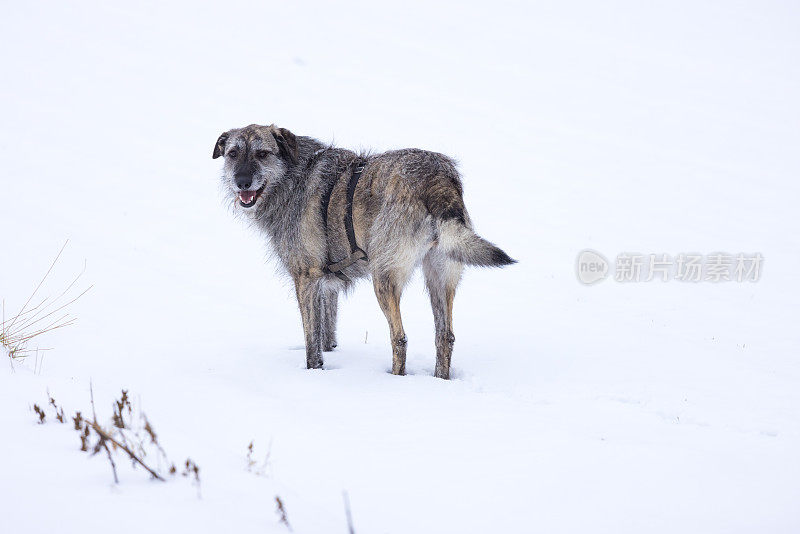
[576,250,763,285]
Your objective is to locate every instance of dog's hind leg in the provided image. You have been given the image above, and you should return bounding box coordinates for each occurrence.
[321,286,338,352]
[373,273,409,375]
[423,249,463,379]
[294,274,324,369]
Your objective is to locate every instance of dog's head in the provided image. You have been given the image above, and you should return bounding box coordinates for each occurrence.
[213,124,298,209]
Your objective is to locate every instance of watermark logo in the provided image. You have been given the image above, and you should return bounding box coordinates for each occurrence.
[576,251,763,284]
[576,249,610,285]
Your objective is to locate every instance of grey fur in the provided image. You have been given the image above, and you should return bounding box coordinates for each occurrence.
[214,124,515,379]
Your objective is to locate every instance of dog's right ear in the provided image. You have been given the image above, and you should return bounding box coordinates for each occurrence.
[272,128,299,165]
[212,133,229,159]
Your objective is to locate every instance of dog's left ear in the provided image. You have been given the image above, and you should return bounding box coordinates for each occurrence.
[272,128,298,165]
[212,133,228,159]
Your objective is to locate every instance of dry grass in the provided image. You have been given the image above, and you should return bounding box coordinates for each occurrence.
[2,241,91,362]
[246,440,272,477]
[34,387,200,491]
[275,496,292,531]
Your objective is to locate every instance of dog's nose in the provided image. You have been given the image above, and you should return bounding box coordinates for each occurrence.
[235,174,252,190]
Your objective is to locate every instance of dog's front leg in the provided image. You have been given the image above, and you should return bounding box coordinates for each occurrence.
[294,274,324,369]
[321,287,339,352]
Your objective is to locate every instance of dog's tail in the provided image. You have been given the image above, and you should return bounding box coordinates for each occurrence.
[435,217,516,268]
[420,158,515,267]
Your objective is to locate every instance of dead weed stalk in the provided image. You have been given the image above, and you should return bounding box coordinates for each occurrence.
[33,386,199,492]
[2,240,92,361]
[246,440,271,477]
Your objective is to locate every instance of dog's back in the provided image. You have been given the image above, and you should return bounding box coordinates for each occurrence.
[359,148,515,277]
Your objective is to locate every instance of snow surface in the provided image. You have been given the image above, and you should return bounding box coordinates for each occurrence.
[2,1,800,533]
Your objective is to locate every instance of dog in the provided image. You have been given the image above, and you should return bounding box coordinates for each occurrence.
[213,124,514,379]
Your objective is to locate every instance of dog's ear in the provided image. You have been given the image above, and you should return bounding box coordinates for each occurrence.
[212,133,229,159]
[272,128,298,165]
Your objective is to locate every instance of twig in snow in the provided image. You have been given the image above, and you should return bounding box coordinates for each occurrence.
[32,403,46,424]
[275,496,292,531]
[89,381,119,484]
[48,391,65,423]
[343,491,356,534]
[34,386,199,492]
[246,440,272,476]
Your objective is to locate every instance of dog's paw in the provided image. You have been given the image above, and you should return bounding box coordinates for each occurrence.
[306,357,324,370]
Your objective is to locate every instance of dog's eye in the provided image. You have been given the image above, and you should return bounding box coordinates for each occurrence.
[256,150,268,159]
[227,150,238,158]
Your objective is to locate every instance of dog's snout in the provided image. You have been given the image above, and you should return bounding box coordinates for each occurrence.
[235,174,252,190]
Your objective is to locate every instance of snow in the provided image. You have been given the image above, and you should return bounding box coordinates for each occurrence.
[2,1,800,532]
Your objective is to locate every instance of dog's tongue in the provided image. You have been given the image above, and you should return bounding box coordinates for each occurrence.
[239,191,257,204]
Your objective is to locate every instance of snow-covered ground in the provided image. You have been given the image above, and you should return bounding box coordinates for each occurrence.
[2,1,799,532]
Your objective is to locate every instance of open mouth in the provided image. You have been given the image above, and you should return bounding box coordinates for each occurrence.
[238,184,265,208]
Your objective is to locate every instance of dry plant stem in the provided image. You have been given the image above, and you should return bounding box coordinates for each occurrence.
[17,324,74,345]
[14,347,53,357]
[88,382,165,482]
[14,286,91,336]
[1,240,92,358]
[33,404,46,424]
[343,491,356,534]
[4,240,68,333]
[14,260,88,330]
[89,381,119,484]
[275,496,292,531]
[86,420,165,481]
[102,436,120,484]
